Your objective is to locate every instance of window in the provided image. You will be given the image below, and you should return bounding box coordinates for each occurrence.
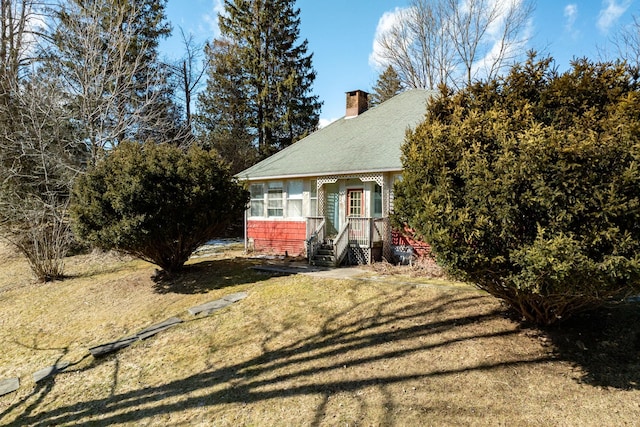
[373,184,383,217]
[348,189,363,217]
[309,180,317,216]
[250,184,264,217]
[287,180,303,217]
[267,181,283,217]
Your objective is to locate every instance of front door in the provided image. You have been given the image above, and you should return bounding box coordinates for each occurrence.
[325,183,340,236]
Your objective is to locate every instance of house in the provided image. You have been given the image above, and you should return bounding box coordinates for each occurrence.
[236,89,436,266]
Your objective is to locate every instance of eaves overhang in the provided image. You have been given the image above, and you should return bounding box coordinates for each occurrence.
[236,167,404,182]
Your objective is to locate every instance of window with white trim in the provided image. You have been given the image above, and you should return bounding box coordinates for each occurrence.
[267,181,283,217]
[250,184,264,217]
[287,180,303,217]
[373,184,383,217]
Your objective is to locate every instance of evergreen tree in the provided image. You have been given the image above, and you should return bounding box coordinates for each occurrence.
[72,141,249,274]
[114,0,175,143]
[197,0,321,162]
[370,65,405,106]
[394,55,640,325]
[195,39,257,174]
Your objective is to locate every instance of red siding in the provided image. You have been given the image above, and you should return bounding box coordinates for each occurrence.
[391,227,432,258]
[248,220,307,256]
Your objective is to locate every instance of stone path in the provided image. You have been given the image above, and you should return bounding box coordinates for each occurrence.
[1,291,248,396]
[89,316,185,357]
[188,292,248,316]
[88,335,141,358]
[0,378,19,397]
[254,264,371,281]
[33,362,70,383]
[136,317,184,340]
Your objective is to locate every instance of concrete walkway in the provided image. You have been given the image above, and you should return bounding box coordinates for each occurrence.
[253,263,368,279]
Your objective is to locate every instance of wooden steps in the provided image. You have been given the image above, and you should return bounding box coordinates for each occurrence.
[310,243,336,267]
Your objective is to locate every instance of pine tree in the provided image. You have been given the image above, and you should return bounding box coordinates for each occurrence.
[197,0,321,162]
[114,0,174,143]
[195,39,257,174]
[370,65,405,106]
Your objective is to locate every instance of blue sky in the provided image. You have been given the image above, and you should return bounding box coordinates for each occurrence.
[160,0,639,125]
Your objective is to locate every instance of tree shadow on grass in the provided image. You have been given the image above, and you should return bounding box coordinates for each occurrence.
[544,301,640,390]
[152,257,267,294]
[1,290,556,426]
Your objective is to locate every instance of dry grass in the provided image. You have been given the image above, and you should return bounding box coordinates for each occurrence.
[367,256,446,279]
[0,245,639,426]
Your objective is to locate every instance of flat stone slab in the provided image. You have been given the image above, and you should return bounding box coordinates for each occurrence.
[136,317,183,340]
[188,292,248,316]
[89,335,139,357]
[222,291,248,303]
[33,361,70,383]
[89,317,185,357]
[188,299,231,316]
[0,378,19,396]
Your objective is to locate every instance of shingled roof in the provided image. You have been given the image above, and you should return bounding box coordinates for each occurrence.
[236,89,436,181]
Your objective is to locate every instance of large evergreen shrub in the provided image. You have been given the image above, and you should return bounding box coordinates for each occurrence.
[394,55,640,325]
[71,141,249,274]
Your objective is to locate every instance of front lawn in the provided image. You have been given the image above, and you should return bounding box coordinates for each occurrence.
[1,245,639,425]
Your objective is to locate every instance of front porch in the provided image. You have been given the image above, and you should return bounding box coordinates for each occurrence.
[243,172,399,262]
[306,216,389,266]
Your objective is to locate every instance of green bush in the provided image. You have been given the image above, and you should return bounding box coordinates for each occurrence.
[394,55,640,325]
[71,141,249,274]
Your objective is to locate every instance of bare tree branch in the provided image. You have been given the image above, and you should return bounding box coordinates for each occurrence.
[164,27,208,142]
[374,0,534,90]
[48,0,173,163]
[610,14,640,68]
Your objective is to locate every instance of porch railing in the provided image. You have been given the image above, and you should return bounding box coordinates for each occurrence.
[333,222,350,266]
[347,217,388,247]
[307,216,389,266]
[335,217,388,266]
[305,216,325,263]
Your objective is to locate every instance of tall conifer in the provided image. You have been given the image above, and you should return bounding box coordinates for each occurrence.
[197,0,321,163]
[370,65,405,106]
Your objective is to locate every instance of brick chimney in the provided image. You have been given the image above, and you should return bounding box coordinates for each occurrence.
[345,90,369,118]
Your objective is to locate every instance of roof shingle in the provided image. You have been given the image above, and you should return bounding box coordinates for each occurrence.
[236,89,436,180]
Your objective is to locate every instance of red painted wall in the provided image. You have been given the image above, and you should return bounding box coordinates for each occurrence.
[391,227,432,258]
[247,220,307,256]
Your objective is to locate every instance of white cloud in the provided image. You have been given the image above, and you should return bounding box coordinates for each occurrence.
[369,7,408,70]
[319,117,338,128]
[485,0,517,37]
[462,0,525,39]
[203,0,225,38]
[597,0,631,33]
[370,0,533,83]
[564,4,578,30]
[563,4,580,39]
[470,0,533,81]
